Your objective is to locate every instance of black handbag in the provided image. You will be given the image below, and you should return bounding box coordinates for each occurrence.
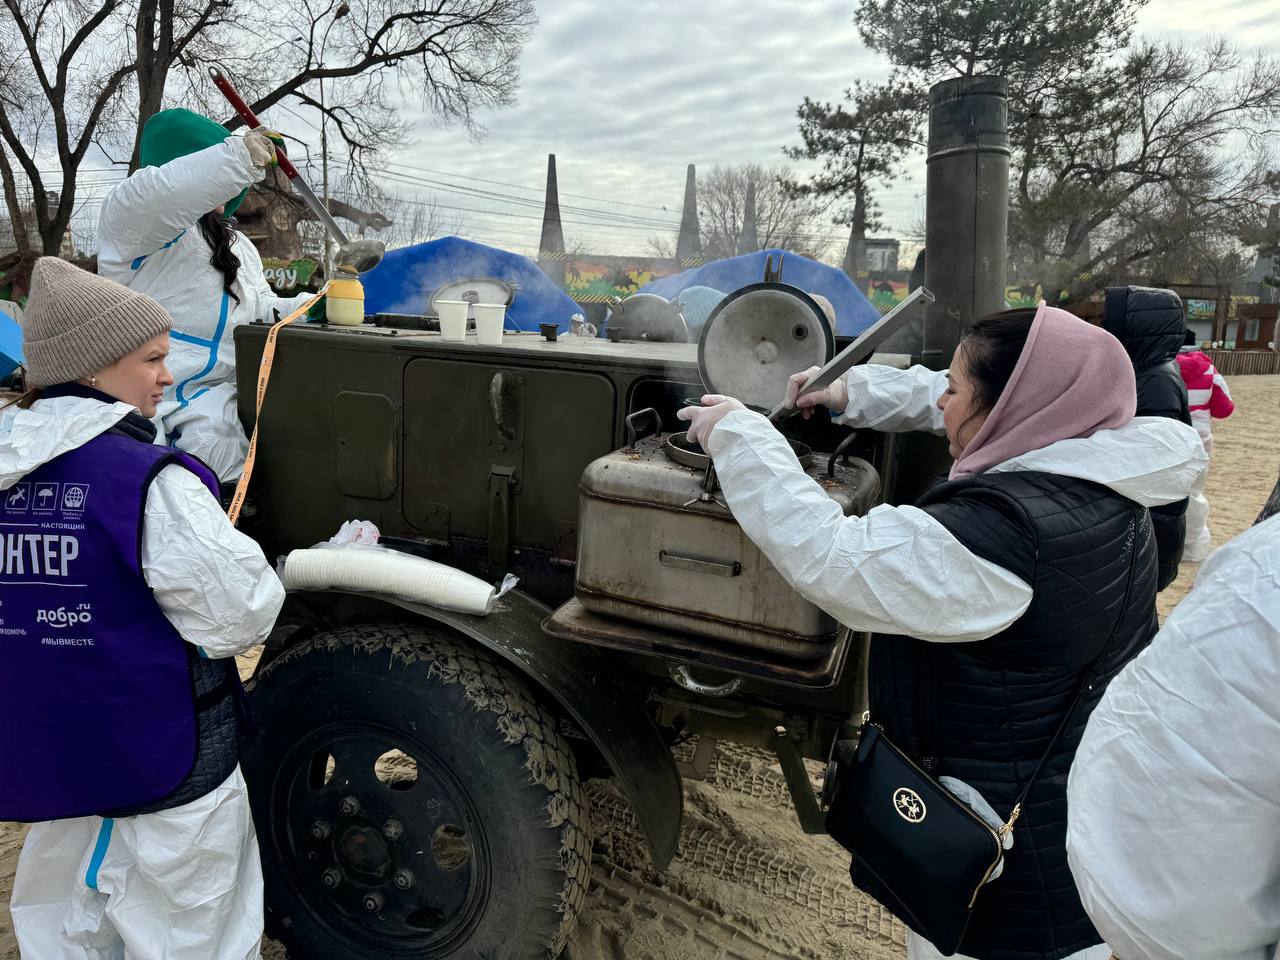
[824,717,1073,955]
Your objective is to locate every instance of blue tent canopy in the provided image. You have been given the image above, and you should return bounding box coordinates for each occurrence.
[360,236,581,332]
[639,249,880,337]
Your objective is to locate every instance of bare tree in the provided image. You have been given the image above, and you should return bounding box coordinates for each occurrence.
[0,0,136,254]
[697,164,826,261]
[375,192,464,249]
[1011,40,1280,301]
[0,0,536,255]
[645,234,676,260]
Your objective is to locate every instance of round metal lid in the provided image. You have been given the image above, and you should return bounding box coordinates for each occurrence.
[697,283,834,410]
[430,276,515,319]
[607,293,690,343]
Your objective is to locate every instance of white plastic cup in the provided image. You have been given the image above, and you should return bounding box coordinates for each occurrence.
[436,300,468,341]
[473,302,507,346]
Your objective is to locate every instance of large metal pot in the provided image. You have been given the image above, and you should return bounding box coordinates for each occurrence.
[664,430,813,471]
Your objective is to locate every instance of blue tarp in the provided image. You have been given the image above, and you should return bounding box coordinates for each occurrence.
[360,236,582,332]
[0,307,22,379]
[639,249,881,337]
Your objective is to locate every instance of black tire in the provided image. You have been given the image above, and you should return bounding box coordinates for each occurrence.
[243,622,591,959]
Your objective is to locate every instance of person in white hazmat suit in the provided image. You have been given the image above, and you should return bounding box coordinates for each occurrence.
[677,304,1206,960]
[97,108,317,484]
[1066,509,1280,960]
[1,258,284,958]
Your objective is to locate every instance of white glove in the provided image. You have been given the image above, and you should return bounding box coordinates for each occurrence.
[784,366,848,419]
[676,394,746,448]
[242,127,282,169]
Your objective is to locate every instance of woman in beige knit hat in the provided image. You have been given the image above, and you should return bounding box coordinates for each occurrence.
[1,257,284,960]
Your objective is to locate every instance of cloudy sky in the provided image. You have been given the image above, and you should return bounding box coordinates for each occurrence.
[61,0,1280,258]
[355,0,1279,260]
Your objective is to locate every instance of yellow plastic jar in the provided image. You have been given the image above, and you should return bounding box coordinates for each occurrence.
[326,278,365,326]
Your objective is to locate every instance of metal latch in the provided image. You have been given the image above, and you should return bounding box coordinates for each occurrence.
[486,465,517,574]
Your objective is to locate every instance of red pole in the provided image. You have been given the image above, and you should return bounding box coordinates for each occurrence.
[207,67,301,181]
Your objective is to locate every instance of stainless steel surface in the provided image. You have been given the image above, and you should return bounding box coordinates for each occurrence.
[430,276,516,319]
[767,286,935,421]
[575,433,880,652]
[698,287,833,410]
[333,238,385,275]
[541,597,855,689]
[664,430,813,471]
[607,293,690,343]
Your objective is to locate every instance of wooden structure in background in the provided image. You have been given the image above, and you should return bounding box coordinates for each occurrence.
[1235,303,1279,351]
[235,168,390,266]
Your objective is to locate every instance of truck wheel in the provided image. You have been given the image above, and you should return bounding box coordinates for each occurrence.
[243,622,591,959]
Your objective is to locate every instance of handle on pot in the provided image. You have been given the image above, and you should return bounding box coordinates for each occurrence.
[668,665,743,698]
[659,550,741,578]
[827,430,858,479]
[624,407,663,447]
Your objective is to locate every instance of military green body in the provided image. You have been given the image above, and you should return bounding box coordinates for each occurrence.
[234,322,899,757]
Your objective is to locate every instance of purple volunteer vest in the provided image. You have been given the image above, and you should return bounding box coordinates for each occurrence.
[0,429,221,821]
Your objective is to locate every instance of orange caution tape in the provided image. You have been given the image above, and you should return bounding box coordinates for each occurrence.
[227,294,324,526]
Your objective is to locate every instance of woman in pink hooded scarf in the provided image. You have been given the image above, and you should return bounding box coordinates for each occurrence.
[679,304,1205,960]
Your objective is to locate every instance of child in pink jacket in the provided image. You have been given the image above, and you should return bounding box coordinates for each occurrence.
[1176,331,1235,561]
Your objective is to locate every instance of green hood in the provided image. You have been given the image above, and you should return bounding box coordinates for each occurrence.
[139,108,249,218]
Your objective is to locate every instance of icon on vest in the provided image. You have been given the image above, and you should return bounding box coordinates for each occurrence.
[62,484,89,512]
[5,483,29,512]
[32,483,59,513]
[893,787,926,823]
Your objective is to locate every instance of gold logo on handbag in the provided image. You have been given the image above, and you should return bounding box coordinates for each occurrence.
[893,787,926,823]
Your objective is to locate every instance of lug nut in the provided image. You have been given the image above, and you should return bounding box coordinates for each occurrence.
[321,868,340,889]
[393,869,414,890]
[310,820,331,840]
[363,891,384,913]
[339,796,360,816]
[382,818,404,841]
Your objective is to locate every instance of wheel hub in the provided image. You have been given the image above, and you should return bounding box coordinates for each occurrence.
[338,821,392,883]
[273,726,489,952]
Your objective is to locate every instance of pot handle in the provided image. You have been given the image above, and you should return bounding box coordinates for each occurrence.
[828,430,858,478]
[668,665,743,698]
[624,407,663,447]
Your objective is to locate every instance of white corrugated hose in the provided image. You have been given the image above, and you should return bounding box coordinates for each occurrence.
[279,546,511,616]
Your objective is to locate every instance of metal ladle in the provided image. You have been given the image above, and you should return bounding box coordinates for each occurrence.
[332,237,385,276]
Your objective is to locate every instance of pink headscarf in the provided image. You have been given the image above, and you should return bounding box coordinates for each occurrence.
[950,303,1136,479]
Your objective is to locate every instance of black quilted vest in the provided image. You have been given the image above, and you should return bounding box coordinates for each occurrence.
[859,471,1158,960]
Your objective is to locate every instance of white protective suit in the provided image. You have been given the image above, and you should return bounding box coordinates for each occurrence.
[1,395,285,959]
[703,363,1206,960]
[1066,514,1280,960]
[97,138,313,482]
